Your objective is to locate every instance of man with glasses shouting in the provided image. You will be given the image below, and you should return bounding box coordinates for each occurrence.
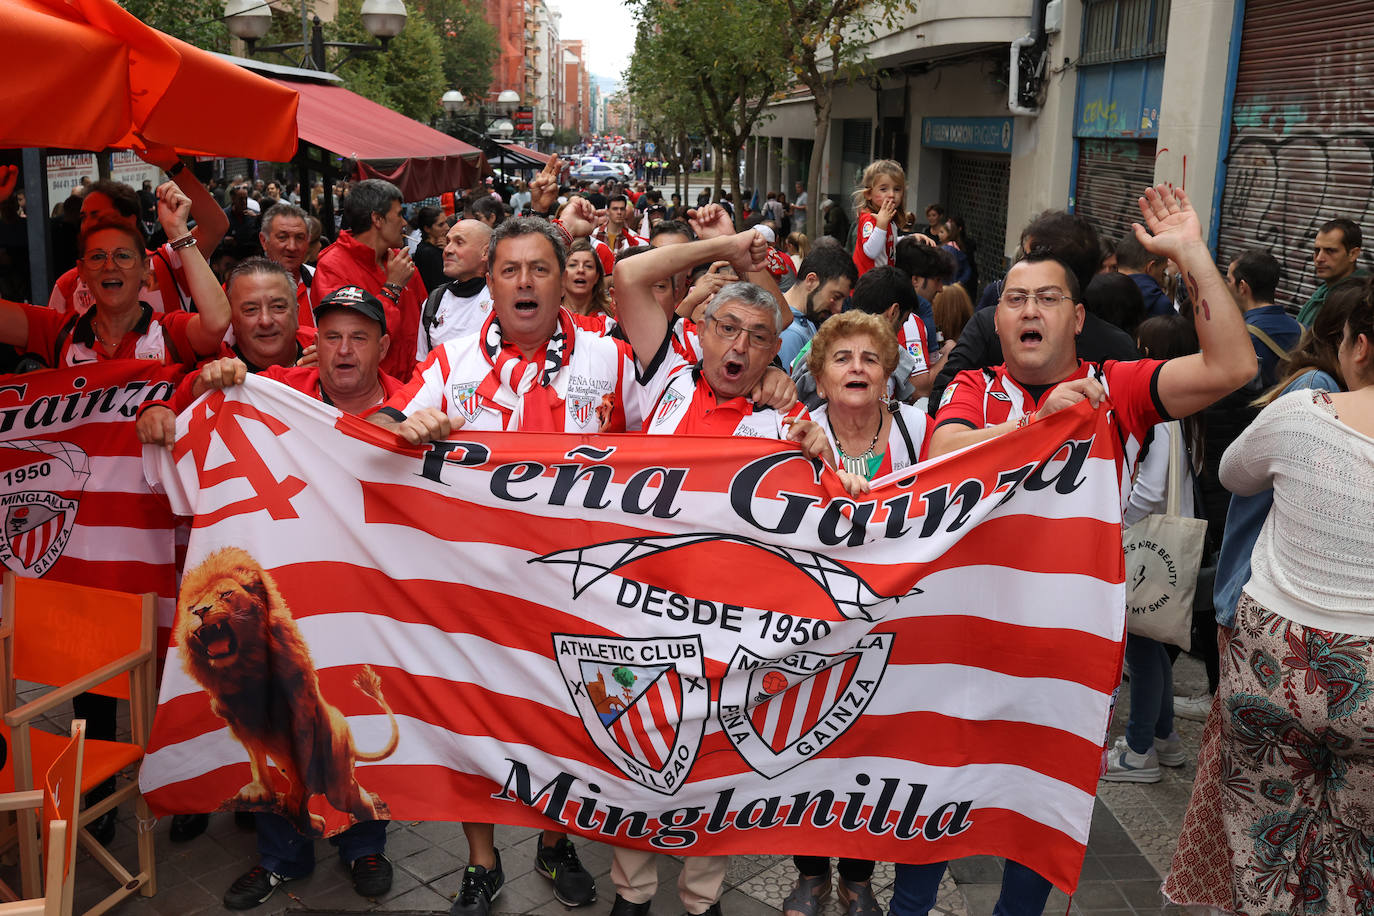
[930,185,1254,462]
[894,188,1257,916]
[370,207,829,916]
[586,207,832,916]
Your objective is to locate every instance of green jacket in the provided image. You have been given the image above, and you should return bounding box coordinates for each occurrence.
[1297,267,1369,326]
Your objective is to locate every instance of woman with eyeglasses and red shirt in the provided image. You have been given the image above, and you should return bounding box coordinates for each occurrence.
[0,182,229,369]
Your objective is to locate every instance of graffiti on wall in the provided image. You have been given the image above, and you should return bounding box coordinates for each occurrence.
[1218,126,1374,308]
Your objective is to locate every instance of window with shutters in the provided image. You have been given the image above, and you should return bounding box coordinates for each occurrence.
[1080,0,1170,66]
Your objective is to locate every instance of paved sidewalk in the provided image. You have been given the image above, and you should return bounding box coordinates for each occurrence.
[3,656,1207,915]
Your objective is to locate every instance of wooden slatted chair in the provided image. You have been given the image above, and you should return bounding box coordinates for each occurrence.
[0,574,157,915]
[0,719,84,915]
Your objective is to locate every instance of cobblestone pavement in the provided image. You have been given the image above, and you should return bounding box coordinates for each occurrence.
[3,656,1208,915]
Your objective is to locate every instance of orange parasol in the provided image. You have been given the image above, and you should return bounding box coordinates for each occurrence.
[0,0,298,160]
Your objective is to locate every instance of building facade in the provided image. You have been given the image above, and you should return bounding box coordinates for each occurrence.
[558,39,591,136]
[748,0,1374,309]
[481,0,567,142]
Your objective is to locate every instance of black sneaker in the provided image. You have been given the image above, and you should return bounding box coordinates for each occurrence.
[535,838,596,906]
[351,853,393,897]
[223,865,295,910]
[449,851,504,916]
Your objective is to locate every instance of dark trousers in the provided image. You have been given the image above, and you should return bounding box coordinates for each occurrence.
[256,814,388,878]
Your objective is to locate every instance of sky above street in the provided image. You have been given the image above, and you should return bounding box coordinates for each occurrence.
[551,0,636,82]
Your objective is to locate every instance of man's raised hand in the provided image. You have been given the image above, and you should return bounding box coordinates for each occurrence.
[529,155,563,212]
[1133,184,1205,262]
[687,204,735,240]
[724,227,769,276]
[560,196,597,238]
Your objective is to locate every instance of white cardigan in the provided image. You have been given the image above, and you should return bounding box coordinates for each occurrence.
[1221,390,1374,634]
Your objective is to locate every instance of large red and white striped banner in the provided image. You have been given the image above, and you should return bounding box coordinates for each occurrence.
[141,376,1126,893]
[0,362,183,632]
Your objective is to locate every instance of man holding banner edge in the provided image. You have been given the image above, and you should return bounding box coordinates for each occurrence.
[896,186,1257,915]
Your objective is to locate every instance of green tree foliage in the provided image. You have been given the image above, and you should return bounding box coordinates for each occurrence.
[413,0,496,100]
[779,0,918,235]
[625,20,702,200]
[627,0,788,226]
[118,0,230,52]
[327,0,447,121]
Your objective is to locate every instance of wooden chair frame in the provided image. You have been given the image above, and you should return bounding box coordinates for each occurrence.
[0,719,84,915]
[1,574,157,915]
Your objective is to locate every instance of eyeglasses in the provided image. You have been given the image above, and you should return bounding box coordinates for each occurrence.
[708,316,776,348]
[81,249,140,268]
[999,289,1073,308]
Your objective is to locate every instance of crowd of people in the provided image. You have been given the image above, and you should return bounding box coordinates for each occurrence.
[0,142,1371,916]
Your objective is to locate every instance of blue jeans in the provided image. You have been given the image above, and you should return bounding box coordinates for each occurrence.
[890,860,1051,916]
[256,813,388,878]
[1123,633,1174,754]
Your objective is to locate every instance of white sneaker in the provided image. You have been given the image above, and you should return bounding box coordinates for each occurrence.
[1101,736,1161,783]
[1174,693,1213,722]
[1154,731,1186,767]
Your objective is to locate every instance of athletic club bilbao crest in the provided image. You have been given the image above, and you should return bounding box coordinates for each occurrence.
[653,388,685,426]
[569,395,594,427]
[718,634,893,778]
[449,381,483,423]
[554,633,708,794]
[0,440,89,577]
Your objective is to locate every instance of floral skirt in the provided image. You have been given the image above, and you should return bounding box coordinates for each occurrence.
[1165,593,1374,915]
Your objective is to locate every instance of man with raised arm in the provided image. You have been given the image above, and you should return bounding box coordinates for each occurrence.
[895,185,1257,916]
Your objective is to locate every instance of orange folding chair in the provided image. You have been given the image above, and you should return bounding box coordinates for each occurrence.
[0,719,83,915]
[0,573,157,914]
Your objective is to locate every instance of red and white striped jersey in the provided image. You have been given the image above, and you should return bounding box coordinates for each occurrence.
[642,346,808,438]
[897,314,929,378]
[380,315,653,433]
[936,359,1167,504]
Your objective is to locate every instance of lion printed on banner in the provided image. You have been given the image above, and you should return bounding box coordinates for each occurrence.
[175,546,398,834]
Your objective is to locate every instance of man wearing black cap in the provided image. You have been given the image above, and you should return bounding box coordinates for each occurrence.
[148,287,400,909]
[192,286,403,422]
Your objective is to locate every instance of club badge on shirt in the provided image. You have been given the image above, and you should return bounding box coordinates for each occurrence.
[450,381,483,423]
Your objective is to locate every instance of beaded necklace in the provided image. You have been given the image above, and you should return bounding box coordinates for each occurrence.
[828,405,884,480]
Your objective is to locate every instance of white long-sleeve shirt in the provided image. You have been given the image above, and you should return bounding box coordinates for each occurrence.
[1124,421,1195,526]
[1221,389,1374,634]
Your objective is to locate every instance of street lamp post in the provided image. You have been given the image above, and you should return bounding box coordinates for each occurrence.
[441,89,531,176]
[224,0,406,235]
[224,0,407,72]
[538,121,556,153]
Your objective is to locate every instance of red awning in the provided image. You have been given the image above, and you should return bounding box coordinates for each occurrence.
[491,142,550,167]
[276,79,486,200]
[2,0,298,159]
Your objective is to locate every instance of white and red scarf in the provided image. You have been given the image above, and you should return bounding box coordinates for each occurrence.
[476,307,576,431]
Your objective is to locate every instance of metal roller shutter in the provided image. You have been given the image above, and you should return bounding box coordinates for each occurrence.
[1215,0,1374,311]
[840,118,873,193]
[942,152,1009,296]
[1074,139,1157,250]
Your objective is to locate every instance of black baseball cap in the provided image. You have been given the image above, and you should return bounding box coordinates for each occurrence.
[313,285,387,334]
